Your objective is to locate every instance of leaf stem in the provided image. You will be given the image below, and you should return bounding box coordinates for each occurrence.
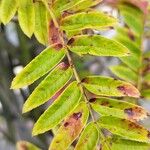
[47,6,111,150]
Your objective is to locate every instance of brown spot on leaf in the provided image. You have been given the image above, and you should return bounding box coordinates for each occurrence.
[63,111,83,138]
[81,78,89,83]
[49,20,63,45]
[89,98,96,103]
[124,108,134,116]
[128,30,135,41]
[101,101,110,106]
[73,112,82,120]
[58,62,69,70]
[53,43,63,50]
[64,122,69,127]
[147,131,150,138]
[67,38,75,45]
[124,107,147,121]
[117,85,140,98]
[62,11,74,18]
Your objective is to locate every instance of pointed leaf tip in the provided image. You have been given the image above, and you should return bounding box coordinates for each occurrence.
[82,76,140,97]
[117,85,140,98]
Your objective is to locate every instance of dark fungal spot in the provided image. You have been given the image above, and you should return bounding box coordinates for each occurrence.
[53,43,63,50]
[67,38,75,45]
[81,78,89,83]
[101,101,109,106]
[124,108,134,116]
[56,141,60,143]
[73,112,82,120]
[49,20,62,45]
[64,122,69,127]
[117,85,140,98]
[89,98,96,103]
[58,62,69,70]
[128,122,143,130]
[147,131,150,138]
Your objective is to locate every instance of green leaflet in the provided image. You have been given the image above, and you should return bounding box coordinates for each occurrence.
[115,33,141,58]
[32,81,82,136]
[68,35,130,57]
[61,11,117,31]
[49,102,89,150]
[0,0,18,24]
[53,0,102,13]
[98,116,150,142]
[142,89,150,99]
[23,63,73,113]
[114,31,141,71]
[115,27,141,47]
[119,4,144,35]
[120,56,140,72]
[82,76,140,98]
[102,138,150,150]
[75,122,99,150]
[90,97,148,121]
[34,1,49,45]
[68,0,102,12]
[11,45,66,89]
[18,0,35,37]
[17,141,40,150]
[110,65,138,84]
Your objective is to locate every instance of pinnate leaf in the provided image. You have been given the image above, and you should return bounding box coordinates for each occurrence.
[11,44,66,89]
[82,76,140,98]
[61,11,117,31]
[23,63,73,113]
[90,97,148,121]
[75,122,99,150]
[18,0,35,37]
[32,81,82,136]
[98,116,150,142]
[49,102,89,150]
[68,35,130,57]
[0,0,18,24]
